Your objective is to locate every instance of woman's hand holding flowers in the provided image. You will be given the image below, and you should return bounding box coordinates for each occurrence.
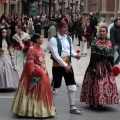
[30,69,43,89]
[76,50,81,60]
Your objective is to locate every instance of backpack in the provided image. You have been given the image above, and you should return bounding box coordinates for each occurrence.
[50,35,71,62]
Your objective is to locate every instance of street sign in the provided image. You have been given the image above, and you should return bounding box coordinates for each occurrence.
[30,6,38,16]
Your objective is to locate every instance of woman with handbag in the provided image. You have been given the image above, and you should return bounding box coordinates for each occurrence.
[80,26,119,110]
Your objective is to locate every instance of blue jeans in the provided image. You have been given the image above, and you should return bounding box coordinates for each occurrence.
[114,45,120,65]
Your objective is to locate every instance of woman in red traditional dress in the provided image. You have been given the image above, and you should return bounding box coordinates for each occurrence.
[11,33,55,118]
[80,26,119,110]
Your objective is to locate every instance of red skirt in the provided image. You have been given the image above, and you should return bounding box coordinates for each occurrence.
[80,61,119,105]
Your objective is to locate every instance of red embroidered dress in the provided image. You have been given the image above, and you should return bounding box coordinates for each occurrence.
[80,39,119,105]
[11,45,55,118]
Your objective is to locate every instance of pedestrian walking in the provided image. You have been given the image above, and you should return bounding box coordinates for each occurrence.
[48,21,57,42]
[0,28,19,89]
[84,22,93,48]
[34,16,41,34]
[11,33,56,118]
[49,19,83,114]
[28,18,34,34]
[44,16,49,38]
[68,19,74,41]
[80,26,119,110]
[47,21,57,52]
[0,18,8,30]
[107,17,115,39]
[110,18,120,65]
[0,18,9,40]
[77,21,88,55]
[12,25,30,77]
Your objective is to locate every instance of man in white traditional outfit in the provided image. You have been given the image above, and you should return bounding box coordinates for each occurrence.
[49,19,83,114]
[12,25,31,77]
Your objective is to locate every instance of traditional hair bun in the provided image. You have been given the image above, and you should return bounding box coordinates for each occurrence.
[31,35,36,43]
[31,33,41,43]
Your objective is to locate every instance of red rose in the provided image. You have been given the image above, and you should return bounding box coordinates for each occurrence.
[76,50,80,53]
[32,69,42,77]
[106,43,112,48]
[96,42,103,46]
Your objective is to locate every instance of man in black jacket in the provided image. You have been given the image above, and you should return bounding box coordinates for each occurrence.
[110,18,120,65]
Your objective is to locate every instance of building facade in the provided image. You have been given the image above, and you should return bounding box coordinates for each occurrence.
[56,0,80,14]
[23,0,56,16]
[0,0,9,16]
[0,0,82,18]
[0,0,22,17]
[10,0,22,17]
[83,0,120,23]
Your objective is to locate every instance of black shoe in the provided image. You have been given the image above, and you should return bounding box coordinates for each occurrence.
[77,44,80,46]
[55,109,58,114]
[70,109,83,114]
[54,105,58,114]
[97,105,106,110]
[89,105,94,109]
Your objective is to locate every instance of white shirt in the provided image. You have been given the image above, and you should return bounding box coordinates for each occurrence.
[107,23,114,39]
[49,33,77,67]
[2,38,8,51]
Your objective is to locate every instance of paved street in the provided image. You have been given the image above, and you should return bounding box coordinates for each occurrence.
[0,34,120,120]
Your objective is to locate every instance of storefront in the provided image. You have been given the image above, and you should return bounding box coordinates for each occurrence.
[0,0,10,16]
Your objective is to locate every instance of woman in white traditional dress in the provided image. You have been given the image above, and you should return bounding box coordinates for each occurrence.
[28,18,34,34]
[12,25,31,78]
[0,28,19,89]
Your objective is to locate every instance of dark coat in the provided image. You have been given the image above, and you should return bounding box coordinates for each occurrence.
[110,24,120,46]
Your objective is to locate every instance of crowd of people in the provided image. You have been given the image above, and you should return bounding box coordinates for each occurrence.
[0,12,120,118]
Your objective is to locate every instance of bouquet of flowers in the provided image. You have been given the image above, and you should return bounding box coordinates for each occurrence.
[30,69,42,89]
[76,50,80,56]
[112,66,120,77]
